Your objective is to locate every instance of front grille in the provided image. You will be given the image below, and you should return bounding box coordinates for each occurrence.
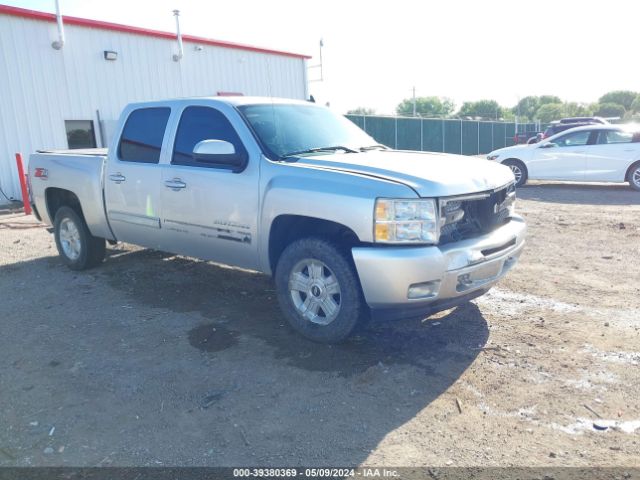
[439,184,514,244]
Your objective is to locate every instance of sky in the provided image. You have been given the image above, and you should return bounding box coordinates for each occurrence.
[5,0,640,114]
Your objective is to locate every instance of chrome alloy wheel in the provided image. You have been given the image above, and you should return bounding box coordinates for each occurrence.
[633,166,640,189]
[509,164,523,184]
[288,259,342,326]
[59,217,82,260]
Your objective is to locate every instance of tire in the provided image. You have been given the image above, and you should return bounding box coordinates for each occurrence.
[502,159,528,187]
[627,161,640,191]
[275,237,364,343]
[53,206,106,271]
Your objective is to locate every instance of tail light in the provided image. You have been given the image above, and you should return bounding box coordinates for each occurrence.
[34,168,48,179]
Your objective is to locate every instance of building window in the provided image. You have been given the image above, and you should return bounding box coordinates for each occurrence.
[65,120,97,149]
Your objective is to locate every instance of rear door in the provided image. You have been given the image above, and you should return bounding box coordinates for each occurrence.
[528,129,597,180]
[586,129,640,182]
[104,107,171,249]
[159,103,260,270]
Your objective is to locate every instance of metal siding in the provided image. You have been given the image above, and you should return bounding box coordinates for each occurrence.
[0,14,307,201]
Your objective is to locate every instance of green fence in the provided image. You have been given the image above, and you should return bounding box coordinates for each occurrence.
[346,115,540,155]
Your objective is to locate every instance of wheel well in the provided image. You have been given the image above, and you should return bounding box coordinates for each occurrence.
[268,215,360,272]
[502,158,528,175]
[45,188,85,223]
[625,161,640,181]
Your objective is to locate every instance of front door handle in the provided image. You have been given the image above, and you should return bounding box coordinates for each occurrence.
[164,178,187,191]
[109,173,126,184]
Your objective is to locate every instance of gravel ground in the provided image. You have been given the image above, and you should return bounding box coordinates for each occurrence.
[0,181,638,467]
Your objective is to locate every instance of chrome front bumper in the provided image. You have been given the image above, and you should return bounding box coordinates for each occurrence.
[352,215,526,320]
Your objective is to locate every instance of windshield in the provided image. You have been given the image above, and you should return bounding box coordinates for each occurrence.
[237,103,377,159]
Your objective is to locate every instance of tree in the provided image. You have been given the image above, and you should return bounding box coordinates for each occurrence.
[630,95,640,114]
[457,99,503,120]
[538,95,562,106]
[598,90,638,111]
[594,102,626,118]
[512,96,540,121]
[535,103,565,123]
[511,95,565,121]
[564,102,594,118]
[512,95,564,121]
[396,96,455,117]
[347,107,376,115]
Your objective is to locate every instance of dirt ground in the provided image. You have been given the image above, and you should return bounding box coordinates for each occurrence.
[0,181,638,468]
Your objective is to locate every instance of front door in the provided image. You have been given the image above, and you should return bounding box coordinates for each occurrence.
[528,129,596,181]
[104,107,171,249]
[159,104,260,270]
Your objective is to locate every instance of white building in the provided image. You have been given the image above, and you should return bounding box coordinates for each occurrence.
[0,4,310,203]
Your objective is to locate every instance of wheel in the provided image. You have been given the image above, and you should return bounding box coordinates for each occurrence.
[275,237,364,343]
[628,162,640,191]
[54,206,106,271]
[502,159,528,187]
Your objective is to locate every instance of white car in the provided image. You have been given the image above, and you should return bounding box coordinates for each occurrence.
[486,124,640,191]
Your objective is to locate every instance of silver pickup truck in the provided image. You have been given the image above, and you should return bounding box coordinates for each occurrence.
[29,97,526,343]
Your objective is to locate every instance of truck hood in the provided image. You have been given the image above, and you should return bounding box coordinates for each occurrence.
[293,150,514,197]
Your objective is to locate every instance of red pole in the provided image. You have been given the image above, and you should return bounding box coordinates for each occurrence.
[15,153,32,215]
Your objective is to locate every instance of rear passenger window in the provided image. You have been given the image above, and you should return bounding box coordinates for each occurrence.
[118,108,171,163]
[172,106,247,166]
[598,130,634,144]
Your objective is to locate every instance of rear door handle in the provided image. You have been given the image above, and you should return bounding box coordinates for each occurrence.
[164,178,187,191]
[109,173,126,183]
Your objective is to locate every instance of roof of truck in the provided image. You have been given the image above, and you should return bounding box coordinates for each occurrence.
[208,96,313,106]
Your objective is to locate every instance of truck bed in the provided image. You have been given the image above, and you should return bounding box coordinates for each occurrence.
[29,149,112,241]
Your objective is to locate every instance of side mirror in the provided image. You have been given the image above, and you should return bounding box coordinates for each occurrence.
[192,139,247,172]
[539,142,556,149]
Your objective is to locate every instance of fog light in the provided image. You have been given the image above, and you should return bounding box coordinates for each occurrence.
[458,273,472,287]
[407,280,440,299]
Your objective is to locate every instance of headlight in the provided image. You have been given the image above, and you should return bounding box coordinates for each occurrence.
[487,154,500,161]
[503,190,516,217]
[374,198,438,244]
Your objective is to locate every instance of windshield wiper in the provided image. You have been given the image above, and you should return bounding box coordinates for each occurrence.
[359,144,388,152]
[281,145,357,158]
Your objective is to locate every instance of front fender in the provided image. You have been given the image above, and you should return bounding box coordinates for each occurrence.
[258,163,414,273]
